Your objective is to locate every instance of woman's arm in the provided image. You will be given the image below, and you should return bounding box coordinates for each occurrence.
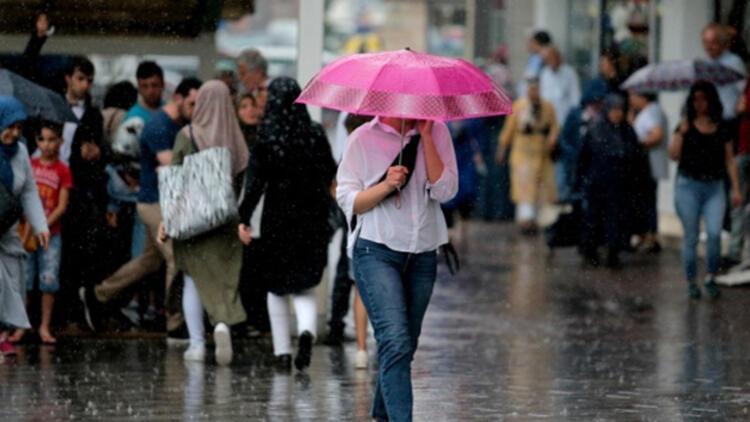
[497,108,517,164]
[18,148,49,248]
[547,106,560,150]
[238,142,268,223]
[726,142,742,207]
[352,169,406,214]
[419,120,444,184]
[642,126,665,149]
[668,120,688,161]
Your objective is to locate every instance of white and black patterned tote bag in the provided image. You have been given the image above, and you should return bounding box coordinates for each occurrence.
[158,146,238,240]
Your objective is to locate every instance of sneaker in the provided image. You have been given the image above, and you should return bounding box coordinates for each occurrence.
[183,344,206,362]
[354,350,369,370]
[120,305,141,327]
[687,282,702,300]
[704,278,721,299]
[0,340,17,356]
[295,331,314,371]
[79,286,102,332]
[213,323,233,366]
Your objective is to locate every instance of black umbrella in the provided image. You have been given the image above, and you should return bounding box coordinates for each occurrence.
[0,68,77,123]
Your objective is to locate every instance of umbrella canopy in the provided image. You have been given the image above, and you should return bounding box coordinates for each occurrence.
[621,59,746,93]
[296,49,512,121]
[0,69,78,123]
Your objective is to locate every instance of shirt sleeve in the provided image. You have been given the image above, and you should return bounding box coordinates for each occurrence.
[18,147,48,234]
[426,122,459,203]
[336,135,366,224]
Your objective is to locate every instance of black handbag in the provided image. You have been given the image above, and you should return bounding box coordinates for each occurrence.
[0,181,23,235]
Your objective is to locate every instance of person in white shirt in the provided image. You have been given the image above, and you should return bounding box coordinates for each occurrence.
[703,23,749,263]
[540,47,582,126]
[702,23,747,121]
[337,117,457,421]
[629,91,669,252]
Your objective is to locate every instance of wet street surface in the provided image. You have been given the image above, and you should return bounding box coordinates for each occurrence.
[3,222,750,421]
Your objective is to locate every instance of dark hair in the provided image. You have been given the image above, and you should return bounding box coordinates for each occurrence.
[65,56,95,77]
[686,80,723,123]
[38,119,63,138]
[136,61,164,81]
[175,77,203,98]
[639,92,658,102]
[240,92,257,104]
[72,123,102,145]
[532,30,552,46]
[103,81,138,110]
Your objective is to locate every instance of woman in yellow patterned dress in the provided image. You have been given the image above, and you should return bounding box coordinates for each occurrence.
[496,78,559,234]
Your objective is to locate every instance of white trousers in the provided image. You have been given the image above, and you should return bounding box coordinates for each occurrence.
[182,274,205,348]
[267,289,317,356]
[516,202,538,222]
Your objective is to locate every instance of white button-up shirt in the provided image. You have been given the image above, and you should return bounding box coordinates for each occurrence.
[336,117,458,255]
[710,51,747,120]
[540,64,581,125]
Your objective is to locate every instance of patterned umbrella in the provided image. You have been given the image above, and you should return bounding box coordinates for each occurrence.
[0,69,78,123]
[621,59,746,93]
[296,49,512,121]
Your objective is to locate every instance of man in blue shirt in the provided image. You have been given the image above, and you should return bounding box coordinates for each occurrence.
[124,61,166,124]
[81,77,202,335]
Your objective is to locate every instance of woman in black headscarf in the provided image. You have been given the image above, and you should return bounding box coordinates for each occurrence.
[238,77,336,371]
[577,93,649,268]
[63,125,114,302]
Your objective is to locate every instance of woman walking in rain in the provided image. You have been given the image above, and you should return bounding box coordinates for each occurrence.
[337,115,458,421]
[0,96,49,355]
[497,77,559,234]
[671,81,741,299]
[238,77,336,371]
[160,81,249,365]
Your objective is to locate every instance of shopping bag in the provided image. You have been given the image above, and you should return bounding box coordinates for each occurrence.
[158,146,238,240]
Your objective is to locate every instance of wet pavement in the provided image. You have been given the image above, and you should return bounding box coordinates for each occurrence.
[3,222,750,421]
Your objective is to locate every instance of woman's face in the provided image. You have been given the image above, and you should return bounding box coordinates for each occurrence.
[608,108,625,124]
[600,56,617,79]
[527,84,541,103]
[0,121,22,145]
[692,90,709,116]
[80,141,101,162]
[238,97,261,125]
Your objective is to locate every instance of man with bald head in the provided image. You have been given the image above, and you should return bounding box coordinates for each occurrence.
[539,46,581,127]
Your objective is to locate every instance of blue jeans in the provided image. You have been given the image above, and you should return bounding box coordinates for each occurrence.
[352,239,437,422]
[674,175,726,281]
[26,234,62,293]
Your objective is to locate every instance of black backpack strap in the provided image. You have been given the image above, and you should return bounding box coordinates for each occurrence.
[377,134,421,200]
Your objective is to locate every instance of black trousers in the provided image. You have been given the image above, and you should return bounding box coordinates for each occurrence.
[328,206,354,334]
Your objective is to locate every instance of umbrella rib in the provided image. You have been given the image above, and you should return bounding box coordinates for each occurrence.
[353,53,398,115]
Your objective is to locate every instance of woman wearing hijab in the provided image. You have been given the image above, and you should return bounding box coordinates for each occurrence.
[497,77,559,234]
[165,81,249,365]
[0,96,49,354]
[577,93,648,268]
[238,77,337,371]
[64,125,113,306]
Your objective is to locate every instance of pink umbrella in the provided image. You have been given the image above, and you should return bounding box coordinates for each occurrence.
[296,48,512,121]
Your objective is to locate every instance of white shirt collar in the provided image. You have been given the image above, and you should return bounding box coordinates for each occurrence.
[371,116,419,138]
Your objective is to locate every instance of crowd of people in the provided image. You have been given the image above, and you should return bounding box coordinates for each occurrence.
[0,37,351,370]
[501,24,749,289]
